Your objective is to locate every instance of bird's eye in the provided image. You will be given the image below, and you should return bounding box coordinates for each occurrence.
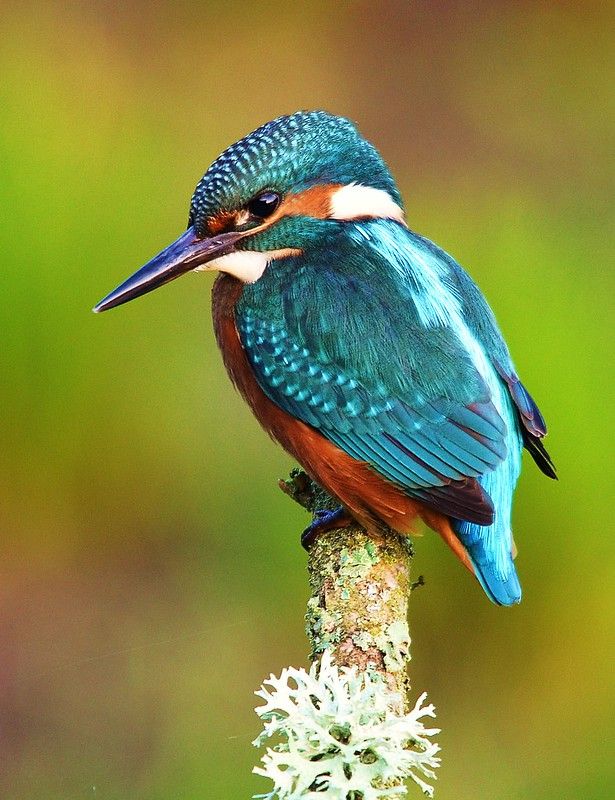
[247,191,281,219]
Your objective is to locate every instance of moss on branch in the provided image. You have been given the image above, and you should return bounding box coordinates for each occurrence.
[280,469,414,707]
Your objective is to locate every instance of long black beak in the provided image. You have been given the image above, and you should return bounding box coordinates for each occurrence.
[93,226,244,313]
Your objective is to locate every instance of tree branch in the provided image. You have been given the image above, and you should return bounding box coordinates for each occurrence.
[251,471,439,798]
[279,469,415,709]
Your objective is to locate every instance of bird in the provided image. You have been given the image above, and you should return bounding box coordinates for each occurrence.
[94,111,556,606]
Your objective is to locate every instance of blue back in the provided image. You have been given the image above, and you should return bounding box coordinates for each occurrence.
[236,219,553,604]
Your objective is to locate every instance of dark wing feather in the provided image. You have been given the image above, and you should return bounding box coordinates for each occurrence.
[493,360,556,479]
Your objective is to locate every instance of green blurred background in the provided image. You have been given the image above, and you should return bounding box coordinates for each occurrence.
[2,2,613,798]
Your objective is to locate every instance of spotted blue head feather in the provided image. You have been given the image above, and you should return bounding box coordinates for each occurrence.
[189,111,403,231]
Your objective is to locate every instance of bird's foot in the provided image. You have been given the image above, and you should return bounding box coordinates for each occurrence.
[301,507,353,550]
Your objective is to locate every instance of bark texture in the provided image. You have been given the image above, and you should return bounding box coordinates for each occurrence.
[280,469,415,710]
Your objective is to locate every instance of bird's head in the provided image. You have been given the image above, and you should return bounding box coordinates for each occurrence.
[94,111,405,312]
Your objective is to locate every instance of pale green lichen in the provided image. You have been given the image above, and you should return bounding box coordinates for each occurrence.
[253,650,440,799]
[305,525,413,696]
[338,543,381,582]
[276,470,437,798]
[306,597,342,654]
[352,630,375,652]
[381,620,411,673]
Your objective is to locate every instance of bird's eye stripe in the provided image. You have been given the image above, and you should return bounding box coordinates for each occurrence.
[254,184,406,225]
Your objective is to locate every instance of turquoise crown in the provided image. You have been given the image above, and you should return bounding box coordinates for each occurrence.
[189,111,402,231]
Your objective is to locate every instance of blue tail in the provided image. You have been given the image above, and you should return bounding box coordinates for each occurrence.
[454,519,522,606]
[453,397,524,606]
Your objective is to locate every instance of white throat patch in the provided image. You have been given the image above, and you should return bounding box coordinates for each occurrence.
[329,183,405,224]
[195,248,299,284]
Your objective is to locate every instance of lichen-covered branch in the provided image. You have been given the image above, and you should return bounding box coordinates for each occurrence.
[280,469,414,705]
[252,470,440,798]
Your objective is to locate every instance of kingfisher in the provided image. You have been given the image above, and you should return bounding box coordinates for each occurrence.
[94,111,556,606]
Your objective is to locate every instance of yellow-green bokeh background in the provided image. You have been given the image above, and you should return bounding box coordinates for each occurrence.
[2,2,613,798]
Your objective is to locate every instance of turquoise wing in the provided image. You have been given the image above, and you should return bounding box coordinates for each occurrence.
[236,306,507,524]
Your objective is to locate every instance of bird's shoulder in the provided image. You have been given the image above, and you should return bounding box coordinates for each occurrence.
[239,220,502,406]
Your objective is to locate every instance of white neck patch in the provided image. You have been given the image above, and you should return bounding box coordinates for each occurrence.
[194,248,299,284]
[329,183,405,224]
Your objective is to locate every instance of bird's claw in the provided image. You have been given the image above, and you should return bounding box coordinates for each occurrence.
[301,507,352,550]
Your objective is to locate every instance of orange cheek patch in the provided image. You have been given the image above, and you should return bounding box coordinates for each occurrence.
[237,185,341,238]
[278,184,342,219]
[205,183,404,238]
[206,210,240,235]
[205,187,338,238]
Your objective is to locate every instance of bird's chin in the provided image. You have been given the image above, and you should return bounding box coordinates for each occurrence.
[196,248,301,284]
[194,250,270,283]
